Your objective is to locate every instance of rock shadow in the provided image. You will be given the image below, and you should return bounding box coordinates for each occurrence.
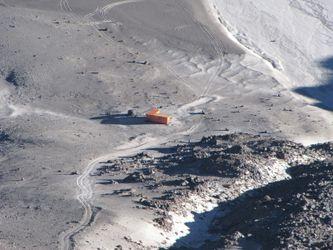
[170,160,333,249]
[294,57,333,111]
[169,208,221,250]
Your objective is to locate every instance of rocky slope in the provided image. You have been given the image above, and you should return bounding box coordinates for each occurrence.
[203,159,333,249]
[91,133,333,248]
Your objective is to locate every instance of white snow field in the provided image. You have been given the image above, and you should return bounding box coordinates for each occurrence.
[208,0,333,110]
[208,0,333,83]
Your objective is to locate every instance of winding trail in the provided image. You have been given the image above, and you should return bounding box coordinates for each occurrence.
[1,4,226,249]
[55,1,227,249]
[59,135,160,250]
[58,93,221,249]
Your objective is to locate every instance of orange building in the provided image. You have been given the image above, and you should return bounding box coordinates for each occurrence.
[146,108,171,125]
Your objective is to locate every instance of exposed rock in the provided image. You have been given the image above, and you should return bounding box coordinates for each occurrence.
[96,133,333,248]
[203,160,333,249]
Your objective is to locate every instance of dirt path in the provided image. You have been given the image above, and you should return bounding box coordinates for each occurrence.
[58,90,221,249]
[55,1,226,249]
[58,135,159,250]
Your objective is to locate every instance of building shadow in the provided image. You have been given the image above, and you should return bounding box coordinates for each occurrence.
[90,113,149,125]
[294,57,333,111]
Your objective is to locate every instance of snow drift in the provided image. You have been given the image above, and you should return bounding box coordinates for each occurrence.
[207,0,333,109]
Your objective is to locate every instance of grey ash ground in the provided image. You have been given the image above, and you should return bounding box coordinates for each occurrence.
[1,0,333,249]
[92,133,333,249]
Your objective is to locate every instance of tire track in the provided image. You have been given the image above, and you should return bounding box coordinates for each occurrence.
[58,135,159,250]
[56,2,224,248]
[175,2,226,97]
[58,93,220,249]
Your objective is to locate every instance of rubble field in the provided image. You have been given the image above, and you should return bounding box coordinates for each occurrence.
[92,133,333,249]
